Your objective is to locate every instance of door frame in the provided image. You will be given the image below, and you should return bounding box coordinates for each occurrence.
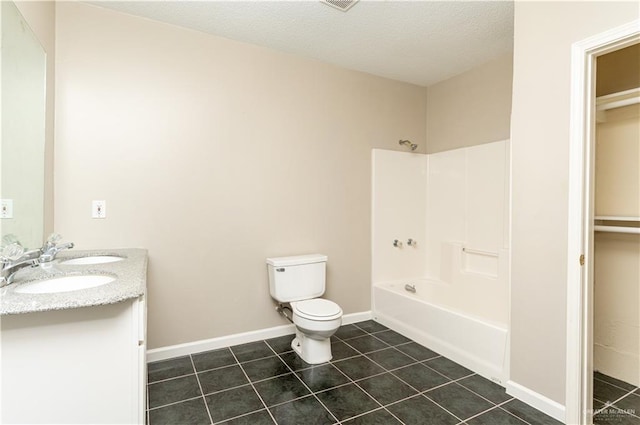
[566,19,640,425]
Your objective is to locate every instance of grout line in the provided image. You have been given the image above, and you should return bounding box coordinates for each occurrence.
[327,351,364,364]
[324,342,408,425]
[364,347,424,371]
[421,358,475,382]
[188,360,243,376]
[338,330,452,404]
[368,332,395,346]
[189,355,215,425]
[147,322,542,425]
[201,381,257,397]
[495,401,536,425]
[147,395,207,412]
[419,383,472,424]
[388,359,451,389]
[460,404,503,425]
[454,378,515,407]
[594,386,640,417]
[249,370,294,384]
[330,406,384,424]
[351,320,390,333]
[266,392,331,410]
[230,348,279,425]
[148,371,197,385]
[382,360,482,424]
[211,408,273,425]
[266,342,341,424]
[461,399,532,425]
[391,342,442,363]
[594,375,639,394]
[592,376,640,418]
[267,325,410,424]
[235,353,279,364]
[333,326,466,425]
[333,324,375,342]
[385,393,462,424]
[337,334,389,359]
[349,376,408,424]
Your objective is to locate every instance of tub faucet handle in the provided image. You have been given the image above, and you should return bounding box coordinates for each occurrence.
[393,239,402,248]
[407,239,417,247]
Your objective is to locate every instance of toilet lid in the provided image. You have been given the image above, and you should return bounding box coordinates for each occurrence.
[292,299,342,320]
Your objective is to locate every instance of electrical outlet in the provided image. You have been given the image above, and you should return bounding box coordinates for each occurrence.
[92,200,106,219]
[1,199,13,219]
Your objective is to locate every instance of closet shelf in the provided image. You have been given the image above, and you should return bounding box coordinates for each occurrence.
[594,216,640,222]
[596,88,640,111]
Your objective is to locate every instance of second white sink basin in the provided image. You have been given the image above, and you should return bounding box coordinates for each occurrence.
[15,275,116,294]
[60,256,124,265]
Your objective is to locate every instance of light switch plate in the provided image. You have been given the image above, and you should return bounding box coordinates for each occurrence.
[1,199,13,219]
[92,200,106,219]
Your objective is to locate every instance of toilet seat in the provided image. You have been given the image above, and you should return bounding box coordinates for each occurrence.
[292,299,342,321]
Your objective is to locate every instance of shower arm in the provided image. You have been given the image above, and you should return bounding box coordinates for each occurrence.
[399,140,418,151]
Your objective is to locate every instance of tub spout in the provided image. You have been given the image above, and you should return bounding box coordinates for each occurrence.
[404,284,416,293]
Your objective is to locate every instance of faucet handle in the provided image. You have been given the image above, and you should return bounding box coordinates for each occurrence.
[46,233,62,245]
[39,234,74,263]
[1,242,25,261]
[2,233,20,246]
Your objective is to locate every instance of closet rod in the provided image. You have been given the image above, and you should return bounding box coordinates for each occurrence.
[594,225,640,235]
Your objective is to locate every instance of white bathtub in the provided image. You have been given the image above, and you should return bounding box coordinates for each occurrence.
[373,279,508,385]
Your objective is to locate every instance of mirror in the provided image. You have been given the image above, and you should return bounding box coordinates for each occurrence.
[0,1,46,250]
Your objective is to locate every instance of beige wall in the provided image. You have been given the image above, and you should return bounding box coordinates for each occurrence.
[595,104,640,217]
[597,43,640,96]
[510,1,639,406]
[54,2,427,349]
[426,53,512,154]
[14,1,55,237]
[594,103,640,386]
[594,232,640,386]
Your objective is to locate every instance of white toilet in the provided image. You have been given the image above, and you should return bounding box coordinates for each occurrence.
[266,254,343,364]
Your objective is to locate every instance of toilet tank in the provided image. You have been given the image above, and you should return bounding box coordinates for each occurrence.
[266,254,328,302]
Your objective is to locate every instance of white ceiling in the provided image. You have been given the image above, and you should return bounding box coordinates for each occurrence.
[90,1,514,87]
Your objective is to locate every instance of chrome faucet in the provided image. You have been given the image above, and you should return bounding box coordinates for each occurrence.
[0,234,74,288]
[0,248,41,288]
[39,234,74,263]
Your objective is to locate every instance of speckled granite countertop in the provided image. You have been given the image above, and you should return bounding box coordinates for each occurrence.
[0,248,147,316]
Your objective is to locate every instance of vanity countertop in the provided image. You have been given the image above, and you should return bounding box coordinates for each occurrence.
[0,248,147,315]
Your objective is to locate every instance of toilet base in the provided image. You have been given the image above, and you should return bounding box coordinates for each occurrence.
[291,332,332,364]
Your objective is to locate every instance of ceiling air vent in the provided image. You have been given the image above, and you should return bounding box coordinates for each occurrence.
[321,0,359,12]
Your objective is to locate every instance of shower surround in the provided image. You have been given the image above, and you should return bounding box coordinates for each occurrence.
[371,140,510,384]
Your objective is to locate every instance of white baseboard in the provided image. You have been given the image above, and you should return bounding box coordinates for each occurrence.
[506,380,566,423]
[341,310,373,325]
[147,310,372,362]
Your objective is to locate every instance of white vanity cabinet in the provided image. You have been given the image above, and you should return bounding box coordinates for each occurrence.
[0,296,147,424]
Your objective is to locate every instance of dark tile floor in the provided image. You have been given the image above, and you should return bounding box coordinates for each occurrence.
[147,320,562,425]
[594,372,640,424]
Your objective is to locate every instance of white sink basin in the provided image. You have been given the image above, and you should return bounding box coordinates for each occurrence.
[60,256,124,265]
[15,275,116,294]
